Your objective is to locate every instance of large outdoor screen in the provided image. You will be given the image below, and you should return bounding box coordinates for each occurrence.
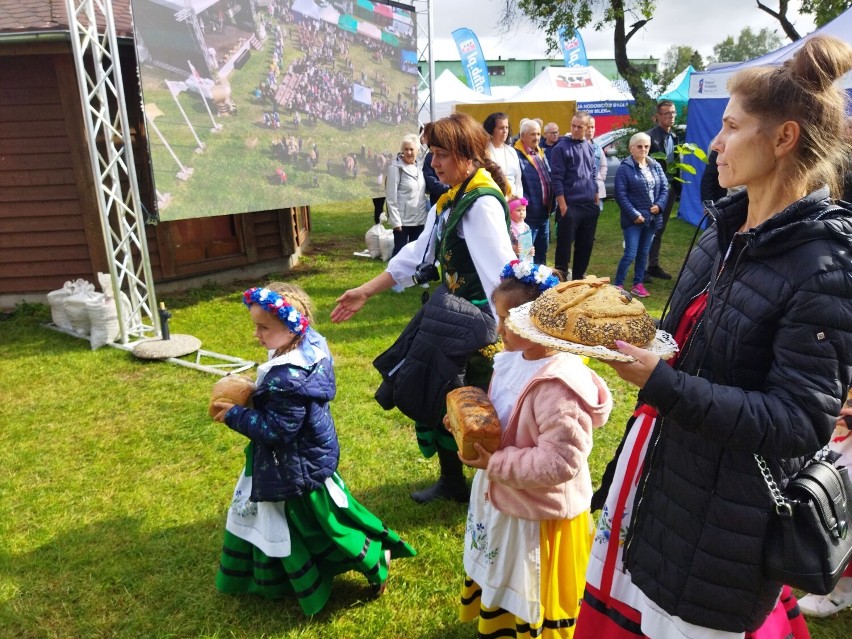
[131,0,419,221]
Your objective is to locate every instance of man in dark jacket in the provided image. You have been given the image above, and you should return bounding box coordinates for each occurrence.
[541,121,561,164]
[422,151,450,206]
[514,119,554,264]
[645,100,679,280]
[550,112,598,279]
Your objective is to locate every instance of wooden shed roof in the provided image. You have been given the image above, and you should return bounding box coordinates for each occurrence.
[0,0,134,38]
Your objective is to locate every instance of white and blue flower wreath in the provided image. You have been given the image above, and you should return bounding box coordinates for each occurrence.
[243,287,309,335]
[500,259,560,291]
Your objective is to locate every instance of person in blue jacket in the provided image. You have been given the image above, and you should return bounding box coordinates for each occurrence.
[550,111,599,279]
[211,282,414,615]
[612,132,669,298]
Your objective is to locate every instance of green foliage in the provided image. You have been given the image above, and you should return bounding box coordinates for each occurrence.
[651,143,709,184]
[711,26,784,64]
[657,45,700,89]
[689,49,705,71]
[800,0,852,27]
[500,0,656,98]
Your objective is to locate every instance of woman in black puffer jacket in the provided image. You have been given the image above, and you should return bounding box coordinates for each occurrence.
[575,35,852,638]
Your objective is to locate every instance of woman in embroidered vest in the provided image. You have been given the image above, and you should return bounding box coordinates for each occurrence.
[573,35,852,639]
[331,112,516,504]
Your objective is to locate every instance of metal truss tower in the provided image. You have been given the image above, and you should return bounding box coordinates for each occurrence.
[64,0,159,343]
[413,0,435,124]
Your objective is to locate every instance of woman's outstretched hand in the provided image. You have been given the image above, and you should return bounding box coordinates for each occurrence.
[330,287,368,323]
[606,339,660,389]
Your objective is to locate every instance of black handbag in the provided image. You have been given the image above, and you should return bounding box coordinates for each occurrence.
[757,450,852,594]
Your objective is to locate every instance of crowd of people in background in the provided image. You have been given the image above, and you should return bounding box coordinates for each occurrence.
[240,1,417,189]
[365,102,734,298]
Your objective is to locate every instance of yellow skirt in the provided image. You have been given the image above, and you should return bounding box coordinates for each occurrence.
[460,511,593,638]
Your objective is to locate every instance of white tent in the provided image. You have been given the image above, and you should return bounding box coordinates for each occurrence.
[291,0,322,21]
[419,69,501,120]
[510,66,634,103]
[490,85,522,100]
[319,5,341,24]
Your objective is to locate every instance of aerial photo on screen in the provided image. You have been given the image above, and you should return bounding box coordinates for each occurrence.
[131,0,419,221]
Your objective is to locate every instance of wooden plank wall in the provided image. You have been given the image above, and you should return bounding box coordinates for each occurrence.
[0,52,106,294]
[0,49,306,302]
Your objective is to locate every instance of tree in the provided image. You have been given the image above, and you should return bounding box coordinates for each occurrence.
[710,27,783,64]
[689,50,705,72]
[799,0,852,26]
[658,45,702,90]
[499,0,656,100]
[755,0,802,41]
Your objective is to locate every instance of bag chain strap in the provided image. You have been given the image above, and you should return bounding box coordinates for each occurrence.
[754,454,793,517]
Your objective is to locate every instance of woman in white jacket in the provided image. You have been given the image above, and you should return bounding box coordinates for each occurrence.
[386,133,428,257]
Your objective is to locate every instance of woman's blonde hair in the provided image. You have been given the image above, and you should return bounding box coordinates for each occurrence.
[265,281,314,324]
[726,34,852,196]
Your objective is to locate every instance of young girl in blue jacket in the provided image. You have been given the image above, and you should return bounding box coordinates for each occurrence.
[211,282,415,615]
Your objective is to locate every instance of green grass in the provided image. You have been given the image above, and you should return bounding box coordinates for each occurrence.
[1,202,850,638]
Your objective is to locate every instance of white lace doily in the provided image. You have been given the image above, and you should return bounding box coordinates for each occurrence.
[507,302,679,363]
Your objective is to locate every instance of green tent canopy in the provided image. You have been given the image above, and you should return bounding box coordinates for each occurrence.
[381,30,399,47]
[338,14,358,33]
[658,65,693,112]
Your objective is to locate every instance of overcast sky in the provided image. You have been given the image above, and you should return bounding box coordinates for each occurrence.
[421,0,817,64]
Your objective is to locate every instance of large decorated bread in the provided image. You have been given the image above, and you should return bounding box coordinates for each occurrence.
[445,386,502,459]
[530,277,656,347]
[208,374,256,418]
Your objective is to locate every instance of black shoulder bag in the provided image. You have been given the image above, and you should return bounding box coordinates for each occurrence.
[757,449,852,594]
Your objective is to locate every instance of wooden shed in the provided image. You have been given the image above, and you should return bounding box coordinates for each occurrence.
[0,0,310,310]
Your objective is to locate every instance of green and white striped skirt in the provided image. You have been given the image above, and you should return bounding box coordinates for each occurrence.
[215,445,416,615]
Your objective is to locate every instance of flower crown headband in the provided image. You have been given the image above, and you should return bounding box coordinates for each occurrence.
[500,259,560,291]
[243,287,310,335]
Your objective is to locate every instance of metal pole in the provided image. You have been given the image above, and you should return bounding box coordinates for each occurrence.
[426,0,435,121]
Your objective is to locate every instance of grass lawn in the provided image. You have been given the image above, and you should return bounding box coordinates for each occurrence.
[1,200,850,638]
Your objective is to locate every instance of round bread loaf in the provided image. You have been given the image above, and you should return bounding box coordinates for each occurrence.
[209,374,255,418]
[530,277,656,347]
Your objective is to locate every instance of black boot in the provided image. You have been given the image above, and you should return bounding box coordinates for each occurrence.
[410,447,469,504]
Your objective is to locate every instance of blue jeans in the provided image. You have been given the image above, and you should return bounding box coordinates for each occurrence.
[527,218,550,264]
[615,221,656,286]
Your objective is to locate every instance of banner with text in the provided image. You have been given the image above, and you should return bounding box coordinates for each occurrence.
[452,27,492,95]
[559,28,588,68]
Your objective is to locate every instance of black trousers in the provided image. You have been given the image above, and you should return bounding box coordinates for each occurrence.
[391,225,425,257]
[554,201,600,279]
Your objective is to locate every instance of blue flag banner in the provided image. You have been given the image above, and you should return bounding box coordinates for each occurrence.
[452,27,492,95]
[558,28,588,68]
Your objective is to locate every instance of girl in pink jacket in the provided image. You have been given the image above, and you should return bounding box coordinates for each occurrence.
[458,260,613,638]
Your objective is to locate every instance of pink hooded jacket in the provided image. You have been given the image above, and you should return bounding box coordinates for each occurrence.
[486,353,612,521]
